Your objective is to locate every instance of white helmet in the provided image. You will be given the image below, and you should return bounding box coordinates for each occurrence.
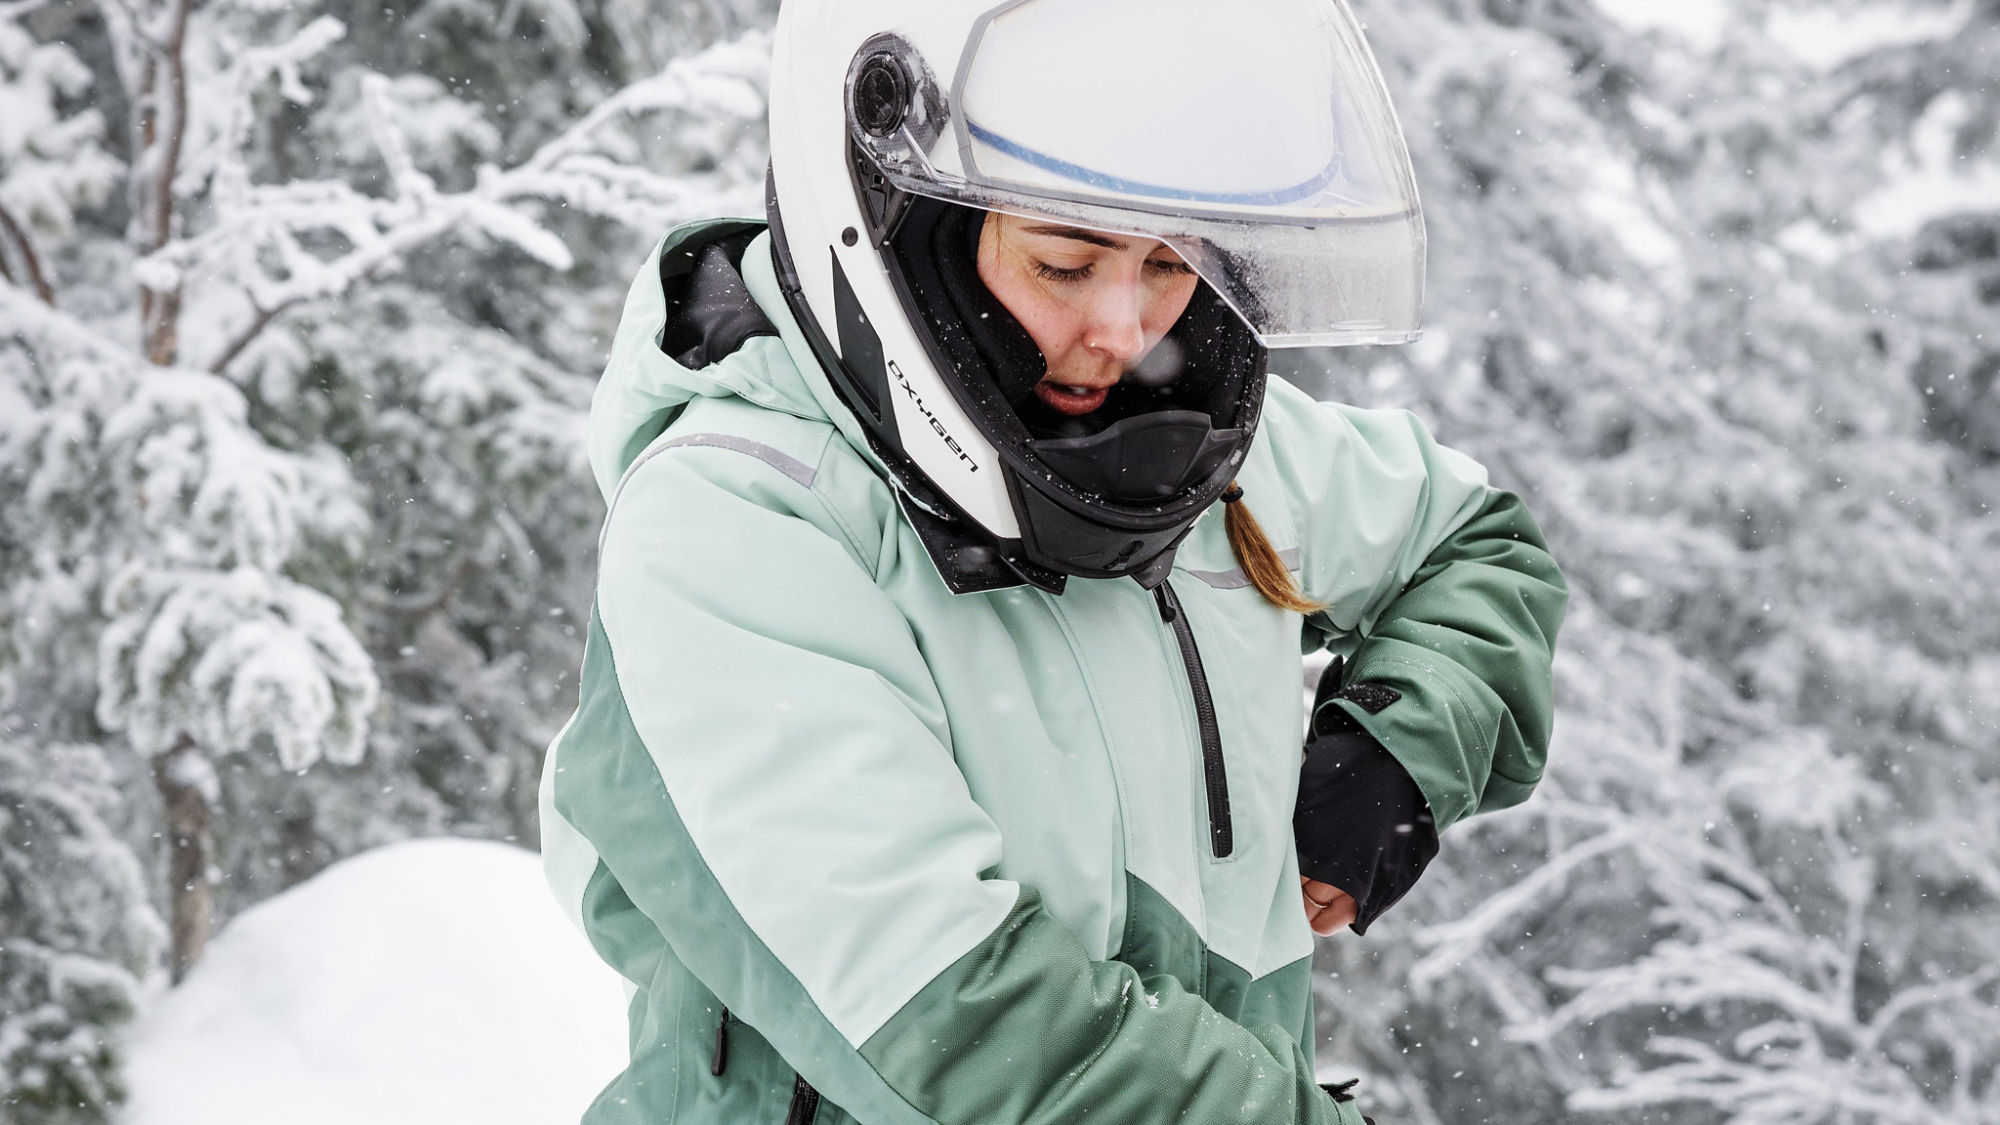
[766,0,1425,592]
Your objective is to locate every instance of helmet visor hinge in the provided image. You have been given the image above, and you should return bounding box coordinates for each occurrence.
[854,53,911,137]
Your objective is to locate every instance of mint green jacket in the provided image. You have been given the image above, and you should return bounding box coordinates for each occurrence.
[538,220,1566,1125]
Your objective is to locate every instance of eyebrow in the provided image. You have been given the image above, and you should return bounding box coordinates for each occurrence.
[1020,224,1130,251]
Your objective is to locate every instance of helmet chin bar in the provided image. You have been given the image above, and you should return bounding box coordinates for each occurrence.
[1010,483,1190,587]
[1029,412,1243,503]
[1012,411,1247,581]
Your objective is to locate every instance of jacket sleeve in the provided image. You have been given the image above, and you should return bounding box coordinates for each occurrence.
[542,435,1366,1125]
[1263,381,1568,833]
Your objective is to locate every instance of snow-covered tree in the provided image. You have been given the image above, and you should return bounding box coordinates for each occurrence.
[1301,2,2000,1122]
[6,0,1994,1122]
[0,740,163,1125]
[2,0,768,1115]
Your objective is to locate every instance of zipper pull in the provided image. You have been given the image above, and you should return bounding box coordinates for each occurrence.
[1152,583,1177,623]
[710,1006,730,1077]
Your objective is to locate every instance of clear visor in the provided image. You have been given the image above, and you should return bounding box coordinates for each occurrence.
[855,0,1425,347]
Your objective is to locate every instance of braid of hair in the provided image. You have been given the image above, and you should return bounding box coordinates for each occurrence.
[1220,482,1325,614]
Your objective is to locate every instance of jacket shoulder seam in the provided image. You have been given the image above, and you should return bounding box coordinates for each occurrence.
[609,412,885,577]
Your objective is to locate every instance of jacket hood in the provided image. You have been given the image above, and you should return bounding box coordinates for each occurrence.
[585,215,1077,596]
[586,219,877,504]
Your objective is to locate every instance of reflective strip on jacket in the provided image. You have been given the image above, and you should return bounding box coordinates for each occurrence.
[538,219,1568,1125]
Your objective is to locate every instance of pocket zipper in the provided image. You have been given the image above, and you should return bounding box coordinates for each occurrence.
[786,1074,821,1125]
[710,1006,731,1077]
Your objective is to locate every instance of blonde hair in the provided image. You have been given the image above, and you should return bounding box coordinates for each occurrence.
[1220,482,1325,614]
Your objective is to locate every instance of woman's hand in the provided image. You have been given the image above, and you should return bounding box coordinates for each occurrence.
[1300,876,1357,936]
[1296,658,1441,936]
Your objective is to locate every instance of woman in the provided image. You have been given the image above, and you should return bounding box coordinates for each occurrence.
[539,2,1565,1123]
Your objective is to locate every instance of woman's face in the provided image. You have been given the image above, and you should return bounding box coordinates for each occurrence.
[976,211,1201,418]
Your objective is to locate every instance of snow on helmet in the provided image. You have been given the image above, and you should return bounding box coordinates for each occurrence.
[766,0,1426,593]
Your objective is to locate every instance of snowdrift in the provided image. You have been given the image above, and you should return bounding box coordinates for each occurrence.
[118,838,626,1125]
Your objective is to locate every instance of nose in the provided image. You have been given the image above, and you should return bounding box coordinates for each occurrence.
[1082,280,1148,365]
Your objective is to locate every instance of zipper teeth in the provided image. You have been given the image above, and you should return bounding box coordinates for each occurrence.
[710,1006,729,1077]
[786,1075,821,1125]
[1155,581,1233,858]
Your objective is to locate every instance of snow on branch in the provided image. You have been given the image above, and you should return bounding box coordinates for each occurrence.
[4,281,377,776]
[134,28,774,374]
[1522,937,1854,1043]
[1409,825,1633,991]
[0,738,164,1117]
[96,563,379,770]
[507,30,769,177]
[485,151,755,241]
[1565,1034,1975,1125]
[361,72,436,206]
[3,286,302,569]
[1443,773,1975,1119]
[96,363,306,571]
[0,282,133,365]
[1397,604,1999,1123]
[187,14,347,198]
[1856,966,2000,1056]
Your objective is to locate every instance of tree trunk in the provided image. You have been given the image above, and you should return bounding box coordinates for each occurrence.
[143,285,182,366]
[134,0,195,367]
[152,736,213,984]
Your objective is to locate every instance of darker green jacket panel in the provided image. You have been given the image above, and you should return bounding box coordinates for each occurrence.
[1313,488,1568,830]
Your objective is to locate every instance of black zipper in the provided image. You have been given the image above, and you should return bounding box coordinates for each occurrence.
[713,1010,820,1124]
[710,1006,730,1077]
[1153,580,1233,858]
[785,1074,821,1125]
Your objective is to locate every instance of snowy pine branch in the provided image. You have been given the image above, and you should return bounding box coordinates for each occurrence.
[96,564,378,770]
[0,283,131,364]
[0,739,164,1122]
[506,29,768,177]
[187,14,347,198]
[3,281,379,776]
[361,72,436,206]
[127,28,774,374]
[1857,966,2000,1057]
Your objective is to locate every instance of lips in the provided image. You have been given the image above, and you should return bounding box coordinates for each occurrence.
[1033,380,1110,417]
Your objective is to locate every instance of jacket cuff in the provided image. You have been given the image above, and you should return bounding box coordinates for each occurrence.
[1293,710,1439,935]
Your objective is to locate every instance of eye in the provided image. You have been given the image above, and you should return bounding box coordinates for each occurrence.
[1147,257,1197,277]
[1033,260,1094,283]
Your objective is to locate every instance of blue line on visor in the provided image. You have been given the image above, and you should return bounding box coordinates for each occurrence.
[966,119,1342,207]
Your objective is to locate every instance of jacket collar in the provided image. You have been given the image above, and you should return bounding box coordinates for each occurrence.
[589,218,1043,593]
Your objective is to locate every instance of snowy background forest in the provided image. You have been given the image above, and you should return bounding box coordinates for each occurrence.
[0,0,1994,1123]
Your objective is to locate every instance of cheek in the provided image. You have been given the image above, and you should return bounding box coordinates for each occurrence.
[1143,276,1201,338]
[981,265,1080,362]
